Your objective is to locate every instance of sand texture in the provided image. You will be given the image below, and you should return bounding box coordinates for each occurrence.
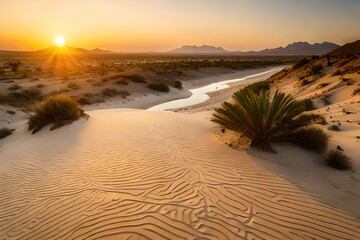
[1,109,359,239]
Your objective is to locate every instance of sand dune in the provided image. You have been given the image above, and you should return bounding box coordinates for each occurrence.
[1,109,359,239]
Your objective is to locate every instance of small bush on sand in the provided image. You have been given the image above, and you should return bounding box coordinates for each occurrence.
[333,69,342,76]
[118,90,130,98]
[310,64,324,75]
[328,125,341,131]
[123,74,147,83]
[148,83,170,93]
[352,88,360,96]
[326,150,352,170]
[212,89,324,152]
[102,88,118,97]
[28,95,84,134]
[174,80,183,89]
[7,110,16,115]
[78,97,92,105]
[293,58,311,70]
[303,98,315,111]
[0,128,12,139]
[318,83,329,88]
[289,127,329,153]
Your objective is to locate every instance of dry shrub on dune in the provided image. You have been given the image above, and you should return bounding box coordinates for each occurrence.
[212,87,327,152]
[28,95,84,134]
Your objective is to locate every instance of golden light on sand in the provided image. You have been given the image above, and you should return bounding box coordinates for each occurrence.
[54,36,65,47]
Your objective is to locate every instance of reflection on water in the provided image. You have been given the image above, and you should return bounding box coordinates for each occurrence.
[148,67,282,111]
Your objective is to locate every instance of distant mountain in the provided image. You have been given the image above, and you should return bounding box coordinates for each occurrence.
[30,46,116,55]
[169,45,228,54]
[328,40,360,57]
[254,42,340,56]
[168,42,340,56]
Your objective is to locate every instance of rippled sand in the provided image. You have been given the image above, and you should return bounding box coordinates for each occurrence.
[0,109,359,239]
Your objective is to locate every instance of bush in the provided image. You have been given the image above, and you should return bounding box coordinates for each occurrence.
[102,88,118,97]
[326,150,352,170]
[293,58,311,70]
[123,74,146,83]
[352,88,360,96]
[333,69,342,76]
[303,98,314,111]
[310,64,324,75]
[148,83,170,93]
[6,110,16,115]
[243,81,270,95]
[290,127,329,153]
[174,80,183,89]
[0,128,12,139]
[328,125,341,131]
[28,95,84,134]
[212,89,324,151]
[318,83,329,88]
[118,90,130,98]
[78,97,91,105]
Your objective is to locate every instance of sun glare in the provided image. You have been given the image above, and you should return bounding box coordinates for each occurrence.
[54,36,65,47]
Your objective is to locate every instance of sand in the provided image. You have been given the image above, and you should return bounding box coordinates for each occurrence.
[0,109,359,239]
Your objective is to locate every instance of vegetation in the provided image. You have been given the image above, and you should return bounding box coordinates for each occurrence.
[332,69,342,76]
[8,83,21,91]
[243,81,270,94]
[318,83,329,88]
[28,95,84,134]
[302,98,314,111]
[6,110,16,115]
[67,82,80,90]
[326,150,352,170]
[212,89,324,151]
[289,127,328,153]
[352,88,360,96]
[174,80,183,89]
[310,64,324,75]
[6,60,22,72]
[102,88,118,97]
[0,128,13,139]
[293,58,311,70]
[328,125,341,131]
[148,83,170,93]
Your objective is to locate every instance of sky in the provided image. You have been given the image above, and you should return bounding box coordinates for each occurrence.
[0,0,359,52]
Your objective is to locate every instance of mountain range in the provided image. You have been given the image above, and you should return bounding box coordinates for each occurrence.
[169,42,340,55]
[0,41,340,56]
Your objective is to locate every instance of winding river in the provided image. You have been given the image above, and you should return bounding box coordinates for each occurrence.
[148,67,283,111]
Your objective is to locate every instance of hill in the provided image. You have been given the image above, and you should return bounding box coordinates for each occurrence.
[169,45,228,54]
[328,40,360,57]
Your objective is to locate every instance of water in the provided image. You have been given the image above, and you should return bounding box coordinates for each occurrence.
[148,67,283,111]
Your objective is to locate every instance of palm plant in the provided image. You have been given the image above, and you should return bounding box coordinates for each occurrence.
[212,89,324,151]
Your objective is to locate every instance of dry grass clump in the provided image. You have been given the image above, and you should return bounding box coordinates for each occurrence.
[326,150,352,170]
[148,83,170,93]
[28,95,84,134]
[289,127,329,154]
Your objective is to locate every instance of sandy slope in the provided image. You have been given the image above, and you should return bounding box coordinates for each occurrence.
[0,109,360,239]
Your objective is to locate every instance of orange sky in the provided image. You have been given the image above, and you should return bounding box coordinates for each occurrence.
[0,0,359,52]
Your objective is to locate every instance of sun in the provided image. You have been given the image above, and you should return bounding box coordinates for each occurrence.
[54,36,65,47]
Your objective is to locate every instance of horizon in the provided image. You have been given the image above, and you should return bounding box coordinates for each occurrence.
[1,0,359,52]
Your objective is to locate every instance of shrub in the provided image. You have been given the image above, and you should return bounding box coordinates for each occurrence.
[212,89,324,151]
[289,127,329,153]
[328,125,341,131]
[148,83,170,93]
[6,60,21,72]
[78,97,91,105]
[352,88,360,96]
[243,81,270,95]
[174,80,183,89]
[310,64,324,75]
[293,58,311,70]
[102,88,118,97]
[318,83,329,88]
[302,98,314,111]
[123,74,146,83]
[28,95,84,134]
[8,83,21,91]
[6,110,16,115]
[0,128,12,139]
[118,90,130,98]
[67,82,80,90]
[333,69,342,76]
[326,150,352,170]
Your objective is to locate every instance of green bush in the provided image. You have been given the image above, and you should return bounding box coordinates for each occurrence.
[326,150,352,170]
[174,80,183,89]
[303,98,314,111]
[28,95,84,134]
[212,89,324,151]
[148,83,170,93]
[243,81,270,95]
[0,128,12,139]
[290,127,329,153]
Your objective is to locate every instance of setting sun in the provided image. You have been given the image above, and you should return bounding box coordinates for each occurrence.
[54,36,65,47]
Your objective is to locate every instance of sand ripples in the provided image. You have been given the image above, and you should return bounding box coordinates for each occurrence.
[0,110,359,239]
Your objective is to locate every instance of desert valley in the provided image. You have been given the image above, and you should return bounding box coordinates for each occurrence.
[1,1,360,239]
